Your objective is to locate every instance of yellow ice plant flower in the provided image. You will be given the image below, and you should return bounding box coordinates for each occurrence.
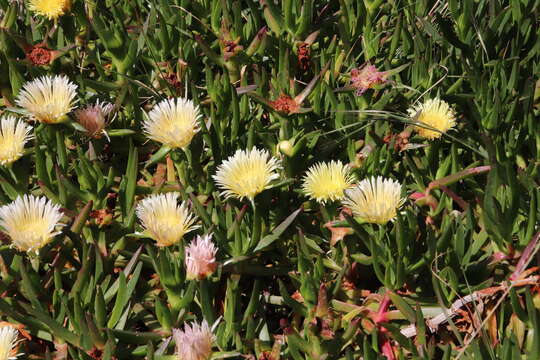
[0,195,63,253]
[302,160,355,204]
[15,75,78,124]
[136,192,198,247]
[28,0,70,20]
[143,98,201,149]
[0,325,19,360]
[0,116,33,166]
[342,176,404,225]
[407,98,457,140]
[173,320,215,360]
[213,148,280,201]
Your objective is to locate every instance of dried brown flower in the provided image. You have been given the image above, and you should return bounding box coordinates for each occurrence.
[270,94,300,114]
[350,64,387,95]
[297,42,310,72]
[26,45,52,65]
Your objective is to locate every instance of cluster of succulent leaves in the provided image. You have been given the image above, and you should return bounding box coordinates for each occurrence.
[0,0,539,359]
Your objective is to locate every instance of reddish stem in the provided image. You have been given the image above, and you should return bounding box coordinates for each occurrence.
[439,185,469,211]
[426,165,491,196]
[510,231,540,280]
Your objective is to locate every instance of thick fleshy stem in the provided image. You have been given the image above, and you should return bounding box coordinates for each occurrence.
[410,166,492,210]
[199,279,215,325]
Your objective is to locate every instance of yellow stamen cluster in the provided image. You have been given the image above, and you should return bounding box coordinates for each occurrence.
[342,176,404,224]
[15,75,78,124]
[0,116,33,166]
[28,0,71,20]
[408,98,457,140]
[302,161,355,204]
[0,195,63,253]
[0,325,19,360]
[213,148,280,201]
[143,98,202,149]
[136,192,198,247]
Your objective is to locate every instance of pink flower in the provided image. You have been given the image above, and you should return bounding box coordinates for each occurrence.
[350,64,387,95]
[185,234,218,280]
[173,320,215,360]
[74,100,115,138]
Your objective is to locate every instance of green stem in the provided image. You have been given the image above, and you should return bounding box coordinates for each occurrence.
[250,202,262,252]
[199,279,215,324]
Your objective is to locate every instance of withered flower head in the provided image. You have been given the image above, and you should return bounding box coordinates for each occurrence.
[270,94,300,114]
[26,44,53,66]
[297,42,311,72]
[351,64,387,95]
[74,100,115,138]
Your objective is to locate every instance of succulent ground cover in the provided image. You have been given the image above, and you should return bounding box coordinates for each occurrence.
[0,0,539,359]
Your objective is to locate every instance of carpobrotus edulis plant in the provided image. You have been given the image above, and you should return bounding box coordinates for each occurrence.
[302,160,355,204]
[28,0,71,20]
[136,192,198,247]
[15,75,78,124]
[173,320,215,360]
[342,176,404,224]
[0,116,33,166]
[213,148,280,201]
[0,195,63,253]
[407,98,457,140]
[185,234,218,280]
[143,98,202,149]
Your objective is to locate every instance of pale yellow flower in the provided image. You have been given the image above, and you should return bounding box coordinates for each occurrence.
[185,234,217,280]
[143,98,201,149]
[15,75,78,124]
[136,192,198,247]
[302,160,354,204]
[0,116,33,166]
[408,98,456,140]
[28,0,70,20]
[173,320,215,360]
[74,100,114,138]
[342,176,404,224]
[213,148,280,201]
[0,326,19,360]
[0,195,63,253]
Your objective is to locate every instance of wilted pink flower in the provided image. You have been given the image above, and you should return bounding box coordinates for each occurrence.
[185,234,218,280]
[350,64,387,95]
[173,320,215,360]
[74,100,115,138]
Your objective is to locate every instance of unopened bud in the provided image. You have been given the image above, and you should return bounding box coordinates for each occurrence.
[278,140,294,157]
